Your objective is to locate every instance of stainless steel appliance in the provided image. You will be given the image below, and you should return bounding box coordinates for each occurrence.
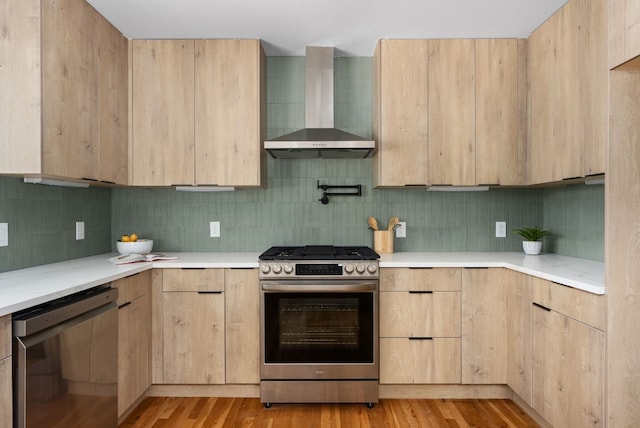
[259,245,379,407]
[264,47,375,159]
[13,286,118,428]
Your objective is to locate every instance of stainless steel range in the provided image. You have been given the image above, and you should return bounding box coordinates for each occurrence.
[259,245,380,408]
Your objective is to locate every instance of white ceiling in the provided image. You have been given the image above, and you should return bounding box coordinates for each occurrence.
[87,0,568,56]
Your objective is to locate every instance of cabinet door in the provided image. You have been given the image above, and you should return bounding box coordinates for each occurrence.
[96,13,128,185]
[428,39,475,186]
[505,270,532,405]
[609,0,640,68]
[475,39,520,186]
[583,0,608,176]
[163,291,225,384]
[380,267,461,292]
[195,40,265,187]
[112,271,151,416]
[528,14,558,184]
[41,0,98,180]
[131,40,195,186]
[162,268,224,292]
[373,40,429,187]
[532,306,605,428]
[225,268,259,384]
[380,338,460,384]
[380,291,460,338]
[0,357,11,428]
[461,268,506,384]
[117,293,150,415]
[0,0,41,174]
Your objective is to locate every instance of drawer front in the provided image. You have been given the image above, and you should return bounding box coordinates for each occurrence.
[0,315,10,359]
[532,277,606,330]
[380,337,461,384]
[113,270,152,304]
[162,268,224,292]
[380,268,461,292]
[380,291,461,337]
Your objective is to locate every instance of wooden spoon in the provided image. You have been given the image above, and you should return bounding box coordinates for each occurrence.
[387,216,400,231]
[367,216,379,230]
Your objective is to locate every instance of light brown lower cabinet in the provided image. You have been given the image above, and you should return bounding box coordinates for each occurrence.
[0,315,11,428]
[162,290,225,384]
[380,338,460,384]
[379,268,461,384]
[112,271,152,416]
[461,268,506,384]
[225,268,260,384]
[530,277,606,428]
[505,270,532,405]
[0,356,11,428]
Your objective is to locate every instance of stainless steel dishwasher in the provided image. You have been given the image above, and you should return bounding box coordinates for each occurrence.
[12,286,118,428]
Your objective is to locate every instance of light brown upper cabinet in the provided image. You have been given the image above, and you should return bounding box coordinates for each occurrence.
[527,0,607,184]
[373,40,430,187]
[373,39,524,187]
[131,39,265,187]
[131,40,196,186]
[610,0,640,69]
[0,0,128,184]
[428,39,476,186]
[195,40,265,187]
[475,39,526,186]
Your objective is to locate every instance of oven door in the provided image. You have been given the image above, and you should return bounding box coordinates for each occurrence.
[260,280,378,381]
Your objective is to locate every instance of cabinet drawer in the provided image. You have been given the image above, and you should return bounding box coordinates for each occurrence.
[162,268,224,292]
[0,315,10,359]
[380,337,461,384]
[380,291,460,337]
[532,277,606,330]
[380,268,461,291]
[113,270,151,304]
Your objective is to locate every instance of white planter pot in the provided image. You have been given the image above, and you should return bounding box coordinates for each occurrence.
[522,241,542,255]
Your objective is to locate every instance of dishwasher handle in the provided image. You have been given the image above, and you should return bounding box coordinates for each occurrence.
[13,287,118,337]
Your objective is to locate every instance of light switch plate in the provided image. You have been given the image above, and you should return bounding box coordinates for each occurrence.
[76,222,85,240]
[210,221,220,238]
[0,223,8,247]
[495,221,507,238]
[396,222,407,238]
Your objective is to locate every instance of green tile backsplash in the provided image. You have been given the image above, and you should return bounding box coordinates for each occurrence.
[542,184,604,261]
[0,177,111,272]
[0,56,604,273]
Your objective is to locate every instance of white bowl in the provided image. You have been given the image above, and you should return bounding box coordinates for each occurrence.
[116,239,153,255]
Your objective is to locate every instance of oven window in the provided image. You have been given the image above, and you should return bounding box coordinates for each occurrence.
[264,292,374,363]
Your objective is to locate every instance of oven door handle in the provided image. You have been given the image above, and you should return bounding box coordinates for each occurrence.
[261,281,378,292]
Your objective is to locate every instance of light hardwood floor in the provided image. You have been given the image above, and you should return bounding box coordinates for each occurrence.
[120,397,540,427]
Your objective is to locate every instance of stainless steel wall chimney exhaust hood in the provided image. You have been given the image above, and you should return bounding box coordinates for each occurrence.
[264,47,375,159]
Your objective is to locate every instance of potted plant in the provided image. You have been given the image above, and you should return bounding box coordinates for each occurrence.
[513,226,551,255]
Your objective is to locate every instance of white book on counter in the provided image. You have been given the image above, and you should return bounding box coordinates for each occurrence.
[108,253,178,265]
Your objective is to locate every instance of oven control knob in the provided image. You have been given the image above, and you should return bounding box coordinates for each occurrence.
[284,264,294,274]
[272,264,282,274]
[367,264,378,274]
[356,263,366,274]
[344,264,354,274]
[260,264,271,274]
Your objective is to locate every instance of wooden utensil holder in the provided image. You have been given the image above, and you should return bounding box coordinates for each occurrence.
[374,230,394,254]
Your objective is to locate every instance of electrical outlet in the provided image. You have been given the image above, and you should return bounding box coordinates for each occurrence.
[495,221,506,238]
[210,221,220,238]
[75,222,85,240]
[396,221,407,238]
[0,223,8,247]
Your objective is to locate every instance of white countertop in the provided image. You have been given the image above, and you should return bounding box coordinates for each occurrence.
[379,252,604,295]
[0,251,603,317]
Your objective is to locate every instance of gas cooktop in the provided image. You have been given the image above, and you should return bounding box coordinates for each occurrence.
[259,245,379,261]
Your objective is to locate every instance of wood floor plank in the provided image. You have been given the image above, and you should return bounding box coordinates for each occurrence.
[121,397,540,428]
